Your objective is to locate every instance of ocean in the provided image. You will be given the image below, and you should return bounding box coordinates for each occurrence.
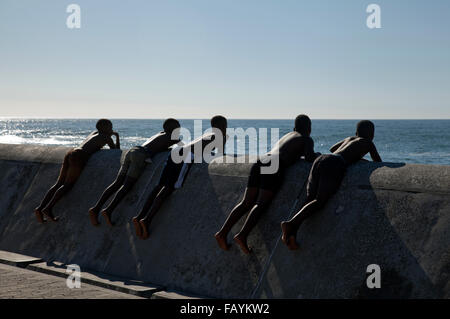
[0,119,449,165]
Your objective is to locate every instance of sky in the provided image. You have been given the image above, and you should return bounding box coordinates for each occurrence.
[0,0,449,119]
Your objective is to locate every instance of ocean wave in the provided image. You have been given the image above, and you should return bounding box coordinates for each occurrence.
[0,135,77,146]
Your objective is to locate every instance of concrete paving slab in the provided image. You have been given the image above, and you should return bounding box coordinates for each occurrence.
[0,250,42,267]
[27,261,162,298]
[0,263,143,299]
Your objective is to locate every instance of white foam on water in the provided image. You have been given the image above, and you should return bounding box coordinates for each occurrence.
[0,135,77,146]
[0,135,28,144]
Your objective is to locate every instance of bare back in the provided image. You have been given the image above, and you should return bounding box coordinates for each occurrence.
[266,131,316,166]
[176,131,226,161]
[332,136,381,165]
[141,131,178,154]
[79,131,114,156]
[186,132,219,153]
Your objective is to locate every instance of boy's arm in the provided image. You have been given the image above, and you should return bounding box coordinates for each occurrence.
[330,139,345,153]
[165,130,182,148]
[220,134,228,155]
[175,139,185,147]
[304,138,319,163]
[167,135,182,148]
[106,136,116,149]
[369,142,382,162]
[214,133,227,155]
[105,132,120,149]
[112,132,120,149]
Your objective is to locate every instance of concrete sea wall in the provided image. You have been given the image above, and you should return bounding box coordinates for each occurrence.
[0,144,449,298]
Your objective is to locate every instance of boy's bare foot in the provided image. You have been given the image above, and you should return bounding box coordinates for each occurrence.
[34,208,46,224]
[233,234,251,254]
[139,220,149,240]
[132,217,142,238]
[41,208,59,222]
[101,210,114,227]
[281,222,299,250]
[89,208,100,226]
[214,232,231,251]
[286,235,299,250]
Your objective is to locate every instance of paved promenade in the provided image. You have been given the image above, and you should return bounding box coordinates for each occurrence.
[0,263,142,299]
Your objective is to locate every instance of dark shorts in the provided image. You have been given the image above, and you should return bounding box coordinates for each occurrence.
[117,146,149,180]
[247,160,285,193]
[58,148,90,184]
[306,154,347,202]
[158,153,192,189]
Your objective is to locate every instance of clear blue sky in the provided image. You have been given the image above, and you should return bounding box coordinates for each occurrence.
[1,0,449,119]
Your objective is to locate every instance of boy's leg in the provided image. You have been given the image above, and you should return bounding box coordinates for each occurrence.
[281,198,324,250]
[281,157,345,250]
[233,189,274,254]
[133,184,164,238]
[101,150,146,227]
[89,173,126,226]
[41,152,86,222]
[137,154,183,239]
[215,162,262,250]
[281,157,321,249]
[34,153,69,223]
[100,176,138,227]
[215,187,258,251]
[41,182,76,221]
[139,185,174,239]
[89,157,129,226]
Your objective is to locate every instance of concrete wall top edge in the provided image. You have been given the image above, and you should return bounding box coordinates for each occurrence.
[1,143,449,194]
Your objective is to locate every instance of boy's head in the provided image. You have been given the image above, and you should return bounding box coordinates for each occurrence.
[211,115,227,133]
[96,119,113,134]
[294,114,311,136]
[163,118,180,133]
[356,120,375,140]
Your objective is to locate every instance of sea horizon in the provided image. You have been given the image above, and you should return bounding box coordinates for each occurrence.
[1,118,449,165]
[1,117,449,120]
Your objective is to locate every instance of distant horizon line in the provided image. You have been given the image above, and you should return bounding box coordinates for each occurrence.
[1,117,449,121]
